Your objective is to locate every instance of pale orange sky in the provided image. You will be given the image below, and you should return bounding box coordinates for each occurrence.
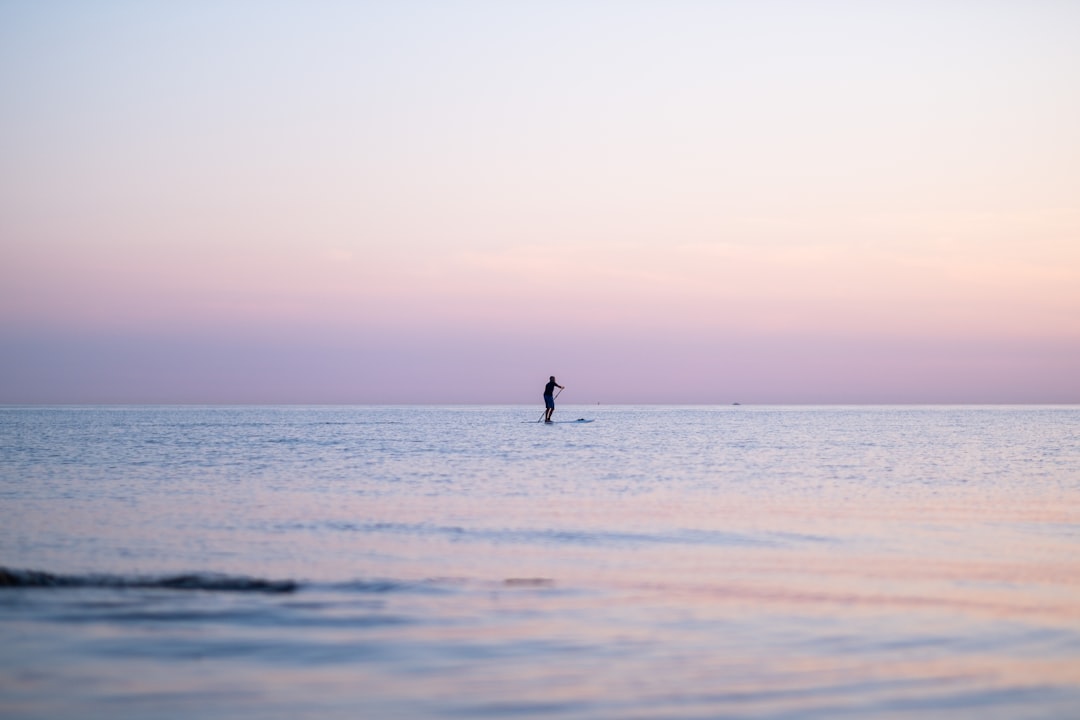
[2,2,1078,403]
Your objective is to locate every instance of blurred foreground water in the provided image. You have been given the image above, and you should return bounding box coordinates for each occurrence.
[2,405,1079,719]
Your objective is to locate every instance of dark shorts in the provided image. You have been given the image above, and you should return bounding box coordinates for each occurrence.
[544,394,555,409]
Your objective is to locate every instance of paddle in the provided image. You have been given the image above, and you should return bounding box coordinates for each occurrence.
[537,386,563,423]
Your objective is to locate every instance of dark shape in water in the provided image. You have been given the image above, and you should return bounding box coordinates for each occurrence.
[503,577,554,587]
[0,567,298,594]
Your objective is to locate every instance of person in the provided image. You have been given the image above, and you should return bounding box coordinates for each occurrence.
[543,376,564,423]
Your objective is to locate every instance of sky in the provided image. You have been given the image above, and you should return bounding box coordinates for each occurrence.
[1,1,1078,404]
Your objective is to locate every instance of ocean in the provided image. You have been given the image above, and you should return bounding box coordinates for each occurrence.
[1,405,1078,719]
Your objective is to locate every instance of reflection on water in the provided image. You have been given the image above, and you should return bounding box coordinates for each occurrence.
[1,405,1079,718]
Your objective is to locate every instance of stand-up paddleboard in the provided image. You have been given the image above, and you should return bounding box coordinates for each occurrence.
[523,418,595,424]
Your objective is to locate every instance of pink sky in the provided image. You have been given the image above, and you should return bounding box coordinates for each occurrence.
[2,2,1078,403]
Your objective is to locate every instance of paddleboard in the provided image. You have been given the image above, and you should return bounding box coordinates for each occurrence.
[522,418,595,424]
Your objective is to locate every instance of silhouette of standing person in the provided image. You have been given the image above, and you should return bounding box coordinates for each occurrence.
[543,376,564,423]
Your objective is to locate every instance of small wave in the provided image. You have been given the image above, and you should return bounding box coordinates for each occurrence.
[0,567,299,593]
[331,579,425,594]
[290,521,829,549]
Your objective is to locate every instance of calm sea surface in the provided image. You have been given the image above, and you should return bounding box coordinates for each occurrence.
[1,405,1079,719]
